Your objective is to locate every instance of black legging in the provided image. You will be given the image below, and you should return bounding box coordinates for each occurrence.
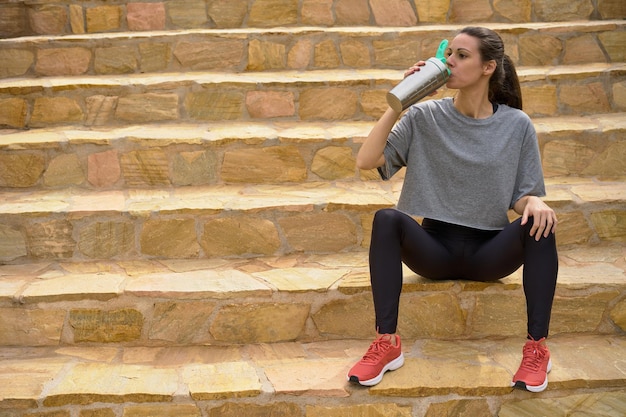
[369,208,558,340]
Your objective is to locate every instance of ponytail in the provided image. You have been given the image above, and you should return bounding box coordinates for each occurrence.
[460,27,523,110]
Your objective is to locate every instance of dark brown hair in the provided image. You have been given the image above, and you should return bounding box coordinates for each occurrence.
[460,26,523,110]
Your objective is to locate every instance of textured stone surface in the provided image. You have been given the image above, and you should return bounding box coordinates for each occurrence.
[70,309,143,343]
[500,391,626,417]
[36,48,91,76]
[0,308,65,346]
[0,49,33,78]
[183,362,262,400]
[210,302,310,343]
[126,2,166,31]
[140,219,199,258]
[221,146,306,183]
[86,5,122,33]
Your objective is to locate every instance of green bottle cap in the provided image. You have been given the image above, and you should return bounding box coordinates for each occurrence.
[435,39,451,75]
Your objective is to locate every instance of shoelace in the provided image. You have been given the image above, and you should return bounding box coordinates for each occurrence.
[360,338,393,364]
[519,339,548,372]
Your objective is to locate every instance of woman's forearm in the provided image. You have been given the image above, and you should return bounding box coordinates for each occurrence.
[356,107,401,170]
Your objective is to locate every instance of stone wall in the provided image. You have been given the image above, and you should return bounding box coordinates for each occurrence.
[1,0,624,38]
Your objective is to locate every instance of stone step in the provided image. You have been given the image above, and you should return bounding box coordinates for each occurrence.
[2,63,625,129]
[0,179,624,262]
[1,20,624,79]
[0,334,624,415]
[0,245,624,347]
[0,114,624,190]
[2,0,622,38]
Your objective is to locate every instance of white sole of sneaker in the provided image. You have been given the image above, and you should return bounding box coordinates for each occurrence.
[511,359,552,393]
[351,353,405,387]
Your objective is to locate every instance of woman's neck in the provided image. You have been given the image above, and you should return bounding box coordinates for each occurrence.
[453,90,494,119]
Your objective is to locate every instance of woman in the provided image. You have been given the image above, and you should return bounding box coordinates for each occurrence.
[347,27,558,392]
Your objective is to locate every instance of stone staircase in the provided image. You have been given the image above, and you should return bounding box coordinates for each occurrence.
[1,0,625,416]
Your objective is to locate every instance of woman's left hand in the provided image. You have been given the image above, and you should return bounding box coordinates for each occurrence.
[517,196,558,241]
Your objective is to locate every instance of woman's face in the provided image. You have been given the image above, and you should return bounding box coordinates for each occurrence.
[445,33,493,90]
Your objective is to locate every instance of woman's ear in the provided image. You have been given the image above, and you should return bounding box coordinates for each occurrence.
[483,59,497,76]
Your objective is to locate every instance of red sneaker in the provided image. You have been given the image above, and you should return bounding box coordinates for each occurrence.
[347,334,404,386]
[511,336,552,392]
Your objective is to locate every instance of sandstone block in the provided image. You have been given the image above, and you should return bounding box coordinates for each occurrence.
[207,0,247,28]
[172,150,217,185]
[471,293,526,337]
[614,81,626,110]
[555,212,594,246]
[494,0,532,22]
[0,153,45,187]
[361,90,388,118]
[86,5,122,33]
[398,293,466,338]
[543,140,595,176]
[0,307,65,346]
[82,409,116,417]
[0,4,28,37]
[519,35,562,66]
[247,39,286,70]
[209,402,302,417]
[0,49,33,78]
[551,292,618,333]
[186,90,244,121]
[28,5,67,35]
[88,149,121,188]
[246,91,295,118]
[221,146,306,183]
[248,0,297,27]
[201,217,281,257]
[184,362,262,400]
[590,211,626,243]
[287,38,313,69]
[582,140,626,177]
[95,46,138,74]
[500,392,626,417]
[340,40,370,68]
[123,404,200,417]
[609,298,626,332]
[373,39,421,68]
[314,39,340,68]
[139,42,171,72]
[370,0,417,26]
[86,95,118,126]
[36,47,91,76]
[279,212,357,252]
[560,82,611,114]
[0,98,27,128]
[307,404,412,416]
[598,0,626,19]
[31,97,84,126]
[140,219,199,258]
[210,303,310,343]
[150,301,216,343]
[69,4,85,34]
[167,0,207,28]
[0,224,27,261]
[312,293,374,338]
[70,309,143,343]
[45,363,177,406]
[563,35,607,65]
[311,146,356,180]
[299,88,358,120]
[335,0,370,25]
[115,93,179,123]
[126,2,166,31]
[120,149,170,186]
[450,0,493,22]
[302,0,334,25]
[78,221,135,259]
[174,39,245,70]
[522,85,557,116]
[415,0,450,22]
[43,154,84,187]
[534,0,594,21]
[27,219,75,259]
[425,399,492,417]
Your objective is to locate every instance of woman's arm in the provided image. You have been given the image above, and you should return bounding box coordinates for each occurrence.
[356,107,401,170]
[513,195,557,241]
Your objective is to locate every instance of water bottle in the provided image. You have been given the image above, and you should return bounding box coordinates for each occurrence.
[386,40,451,113]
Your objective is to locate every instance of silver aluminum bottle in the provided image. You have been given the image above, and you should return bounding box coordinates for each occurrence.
[386,57,450,113]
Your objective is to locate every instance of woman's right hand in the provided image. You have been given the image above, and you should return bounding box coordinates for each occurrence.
[404,61,427,78]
